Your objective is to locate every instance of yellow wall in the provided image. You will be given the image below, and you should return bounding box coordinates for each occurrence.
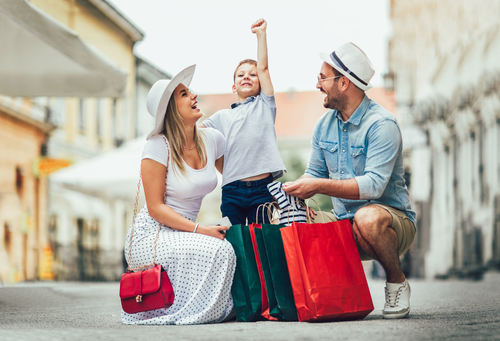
[30,0,137,152]
[0,109,48,283]
[1,0,141,283]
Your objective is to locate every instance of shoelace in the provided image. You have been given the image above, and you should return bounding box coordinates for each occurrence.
[385,286,403,307]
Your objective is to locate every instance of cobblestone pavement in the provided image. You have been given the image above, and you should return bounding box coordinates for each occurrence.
[1,272,499,340]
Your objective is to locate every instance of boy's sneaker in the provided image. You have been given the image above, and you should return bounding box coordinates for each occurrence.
[383,279,411,319]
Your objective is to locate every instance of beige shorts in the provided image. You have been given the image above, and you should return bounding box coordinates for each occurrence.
[308,204,416,261]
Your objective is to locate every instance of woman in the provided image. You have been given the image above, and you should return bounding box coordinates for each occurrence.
[122,65,235,325]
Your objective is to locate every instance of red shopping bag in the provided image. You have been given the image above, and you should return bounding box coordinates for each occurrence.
[281,220,374,321]
[248,223,278,321]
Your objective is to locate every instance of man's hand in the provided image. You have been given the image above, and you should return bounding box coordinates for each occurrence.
[283,178,319,199]
[251,18,267,34]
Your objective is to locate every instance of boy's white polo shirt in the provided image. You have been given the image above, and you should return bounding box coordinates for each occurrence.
[203,92,285,187]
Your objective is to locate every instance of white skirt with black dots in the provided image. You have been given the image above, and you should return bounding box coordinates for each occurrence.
[121,207,236,325]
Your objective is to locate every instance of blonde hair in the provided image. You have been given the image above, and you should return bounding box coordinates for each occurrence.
[162,96,206,173]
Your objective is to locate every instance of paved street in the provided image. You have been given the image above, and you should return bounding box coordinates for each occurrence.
[1,272,499,341]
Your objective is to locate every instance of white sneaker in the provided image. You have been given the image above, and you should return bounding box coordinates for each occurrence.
[383,280,411,319]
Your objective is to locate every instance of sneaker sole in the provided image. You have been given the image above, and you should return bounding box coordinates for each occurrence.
[383,310,410,319]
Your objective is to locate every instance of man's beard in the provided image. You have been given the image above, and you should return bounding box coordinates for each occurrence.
[324,91,347,113]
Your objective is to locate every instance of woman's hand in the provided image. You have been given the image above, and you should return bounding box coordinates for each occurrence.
[197,225,229,240]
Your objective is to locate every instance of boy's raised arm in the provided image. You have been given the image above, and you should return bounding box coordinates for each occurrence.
[252,18,274,96]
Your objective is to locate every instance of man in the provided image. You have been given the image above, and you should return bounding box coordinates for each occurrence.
[283,42,416,319]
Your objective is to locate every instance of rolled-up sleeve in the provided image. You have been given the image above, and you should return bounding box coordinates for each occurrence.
[355,120,401,199]
[305,123,329,179]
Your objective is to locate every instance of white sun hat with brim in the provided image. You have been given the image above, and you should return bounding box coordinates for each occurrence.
[320,42,374,91]
[146,64,196,139]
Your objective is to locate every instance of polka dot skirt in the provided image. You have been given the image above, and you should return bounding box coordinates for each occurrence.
[121,207,236,325]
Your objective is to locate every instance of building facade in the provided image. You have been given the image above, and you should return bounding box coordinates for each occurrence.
[389,0,500,278]
[27,0,142,281]
[48,56,170,281]
[0,98,53,283]
[1,0,171,282]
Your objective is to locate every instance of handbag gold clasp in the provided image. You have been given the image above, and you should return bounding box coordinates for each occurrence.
[136,295,143,303]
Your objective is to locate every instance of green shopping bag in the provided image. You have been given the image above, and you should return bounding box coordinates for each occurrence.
[225,224,264,321]
[249,224,277,321]
[261,224,298,321]
[252,225,280,319]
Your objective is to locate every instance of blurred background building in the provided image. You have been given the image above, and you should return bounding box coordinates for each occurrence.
[1,0,499,284]
[0,0,169,283]
[388,0,500,279]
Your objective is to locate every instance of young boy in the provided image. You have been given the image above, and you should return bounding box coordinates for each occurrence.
[203,18,285,225]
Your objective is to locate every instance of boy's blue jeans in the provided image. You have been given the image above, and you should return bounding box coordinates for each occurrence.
[221,175,274,225]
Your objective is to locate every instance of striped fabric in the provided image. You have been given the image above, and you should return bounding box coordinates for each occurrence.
[267,181,307,224]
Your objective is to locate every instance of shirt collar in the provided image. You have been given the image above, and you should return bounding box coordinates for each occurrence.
[231,95,256,109]
[335,95,370,126]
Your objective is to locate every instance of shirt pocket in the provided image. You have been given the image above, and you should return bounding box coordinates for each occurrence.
[319,141,338,174]
[350,145,366,175]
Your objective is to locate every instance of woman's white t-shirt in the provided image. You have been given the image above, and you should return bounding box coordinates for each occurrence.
[141,127,224,221]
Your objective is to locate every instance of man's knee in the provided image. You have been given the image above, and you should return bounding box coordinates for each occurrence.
[353,205,393,238]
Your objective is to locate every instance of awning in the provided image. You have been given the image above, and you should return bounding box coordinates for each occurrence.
[50,136,223,203]
[50,185,108,220]
[50,137,145,200]
[0,0,127,97]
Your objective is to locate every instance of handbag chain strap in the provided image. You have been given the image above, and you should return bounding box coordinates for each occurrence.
[127,135,170,272]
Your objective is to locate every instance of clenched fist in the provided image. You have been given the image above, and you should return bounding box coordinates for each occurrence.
[251,18,267,34]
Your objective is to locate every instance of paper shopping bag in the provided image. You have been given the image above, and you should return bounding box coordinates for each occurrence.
[260,223,298,321]
[225,224,264,321]
[281,220,374,321]
[248,224,277,321]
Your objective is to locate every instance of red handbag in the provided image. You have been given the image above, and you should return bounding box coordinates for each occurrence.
[120,264,174,314]
[120,135,174,314]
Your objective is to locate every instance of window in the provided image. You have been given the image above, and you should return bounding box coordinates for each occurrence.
[4,222,12,251]
[78,99,86,132]
[479,123,488,203]
[15,166,24,198]
[96,99,102,142]
[50,98,66,126]
[112,98,123,146]
[112,98,117,141]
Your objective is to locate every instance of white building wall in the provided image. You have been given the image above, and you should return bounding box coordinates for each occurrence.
[390,0,500,278]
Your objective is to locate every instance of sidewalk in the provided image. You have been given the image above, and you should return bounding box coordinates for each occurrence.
[1,272,499,340]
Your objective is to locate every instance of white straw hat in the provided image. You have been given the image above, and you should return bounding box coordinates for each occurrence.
[146,64,196,139]
[320,42,374,91]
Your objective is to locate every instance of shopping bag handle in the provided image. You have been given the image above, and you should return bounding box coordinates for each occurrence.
[256,202,275,223]
[305,198,327,223]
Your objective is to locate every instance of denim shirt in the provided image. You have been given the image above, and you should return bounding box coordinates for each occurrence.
[305,96,416,223]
